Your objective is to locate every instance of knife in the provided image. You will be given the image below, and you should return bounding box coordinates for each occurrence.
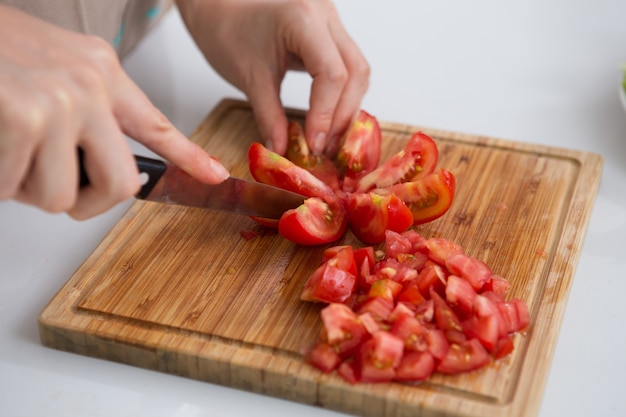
[78,151,306,219]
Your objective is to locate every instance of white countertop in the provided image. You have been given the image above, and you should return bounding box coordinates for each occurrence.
[1,1,625,416]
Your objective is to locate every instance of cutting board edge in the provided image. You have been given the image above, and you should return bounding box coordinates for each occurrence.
[38,308,527,417]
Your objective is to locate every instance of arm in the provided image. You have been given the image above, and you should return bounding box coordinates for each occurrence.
[175,0,370,156]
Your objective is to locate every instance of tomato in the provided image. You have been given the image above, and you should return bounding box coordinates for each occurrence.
[346,192,414,244]
[381,168,456,225]
[306,342,341,373]
[279,197,347,246]
[445,252,492,291]
[445,275,478,313]
[354,332,404,383]
[319,303,368,357]
[352,131,439,193]
[322,245,357,277]
[437,338,490,374]
[368,279,403,303]
[335,110,382,182]
[300,263,355,303]
[286,121,341,190]
[248,142,335,199]
[395,351,436,382]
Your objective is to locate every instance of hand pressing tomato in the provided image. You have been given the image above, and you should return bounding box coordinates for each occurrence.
[247,110,455,245]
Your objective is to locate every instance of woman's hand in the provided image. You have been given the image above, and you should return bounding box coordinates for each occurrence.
[176,0,370,156]
[0,4,229,220]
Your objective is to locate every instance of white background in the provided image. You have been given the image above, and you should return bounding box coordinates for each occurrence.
[1,1,625,416]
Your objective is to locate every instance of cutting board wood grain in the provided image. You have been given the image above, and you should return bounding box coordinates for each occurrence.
[39,99,603,417]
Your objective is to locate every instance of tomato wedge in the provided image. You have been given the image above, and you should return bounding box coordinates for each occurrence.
[335,110,382,182]
[352,131,439,193]
[248,142,335,199]
[286,121,341,190]
[380,168,456,225]
[346,192,414,244]
[278,197,347,246]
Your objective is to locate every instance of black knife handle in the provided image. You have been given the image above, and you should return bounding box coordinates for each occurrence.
[78,149,167,199]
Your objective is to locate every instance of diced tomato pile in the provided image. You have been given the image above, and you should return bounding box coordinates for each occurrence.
[247,110,455,245]
[302,230,530,383]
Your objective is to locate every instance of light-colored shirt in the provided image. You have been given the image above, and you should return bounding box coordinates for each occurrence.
[1,0,172,58]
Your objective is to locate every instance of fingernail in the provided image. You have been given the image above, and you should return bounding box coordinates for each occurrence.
[264,139,275,152]
[210,157,230,181]
[311,132,326,155]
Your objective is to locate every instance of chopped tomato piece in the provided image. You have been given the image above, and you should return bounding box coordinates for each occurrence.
[306,342,341,373]
[445,274,478,313]
[301,263,356,303]
[395,351,436,382]
[437,338,490,374]
[445,252,492,291]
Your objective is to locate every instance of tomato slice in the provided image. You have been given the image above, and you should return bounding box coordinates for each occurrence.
[346,192,414,244]
[445,252,492,291]
[380,168,456,225]
[351,131,439,193]
[335,110,382,182]
[286,121,341,190]
[278,197,347,245]
[248,142,335,199]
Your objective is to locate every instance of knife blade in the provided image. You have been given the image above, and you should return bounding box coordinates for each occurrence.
[78,152,306,219]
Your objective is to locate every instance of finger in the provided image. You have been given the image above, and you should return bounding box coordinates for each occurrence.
[111,73,230,184]
[245,66,289,155]
[288,19,348,155]
[0,114,35,201]
[68,110,141,220]
[323,19,371,155]
[15,119,79,213]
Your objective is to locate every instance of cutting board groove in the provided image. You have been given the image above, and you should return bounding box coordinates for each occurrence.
[39,99,603,417]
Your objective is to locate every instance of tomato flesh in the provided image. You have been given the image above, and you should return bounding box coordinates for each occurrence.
[352,131,439,193]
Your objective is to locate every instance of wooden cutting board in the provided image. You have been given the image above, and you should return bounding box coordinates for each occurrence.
[39,99,603,417]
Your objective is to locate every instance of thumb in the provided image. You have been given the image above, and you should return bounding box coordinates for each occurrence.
[112,74,230,184]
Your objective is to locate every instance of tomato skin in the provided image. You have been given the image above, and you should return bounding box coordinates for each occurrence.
[352,131,439,193]
[347,193,414,244]
[335,110,382,182]
[381,168,456,225]
[278,197,348,246]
